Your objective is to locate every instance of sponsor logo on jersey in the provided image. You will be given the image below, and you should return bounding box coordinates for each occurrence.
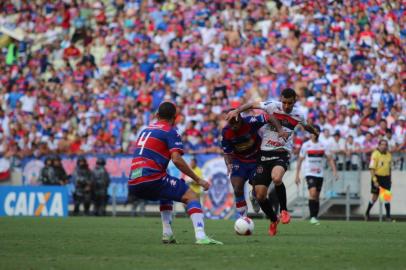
[256,165,264,174]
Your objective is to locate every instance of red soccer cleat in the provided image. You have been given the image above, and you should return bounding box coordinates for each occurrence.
[269,219,279,236]
[280,210,291,224]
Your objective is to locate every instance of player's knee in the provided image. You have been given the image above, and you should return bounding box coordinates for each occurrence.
[272,177,283,185]
[181,189,198,204]
[255,188,268,202]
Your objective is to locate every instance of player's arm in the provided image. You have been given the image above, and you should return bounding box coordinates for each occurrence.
[171,152,210,190]
[266,114,289,140]
[225,101,263,121]
[301,122,320,137]
[369,152,379,188]
[295,155,305,186]
[326,154,338,180]
[221,129,234,175]
[224,154,233,175]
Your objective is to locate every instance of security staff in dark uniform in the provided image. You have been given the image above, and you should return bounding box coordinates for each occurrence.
[72,156,94,215]
[38,156,57,185]
[53,156,69,185]
[92,157,110,216]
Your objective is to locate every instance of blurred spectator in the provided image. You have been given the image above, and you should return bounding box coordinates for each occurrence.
[0,0,403,168]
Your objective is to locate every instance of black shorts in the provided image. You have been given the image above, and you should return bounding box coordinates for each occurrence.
[253,151,290,187]
[305,176,323,192]
[371,175,391,195]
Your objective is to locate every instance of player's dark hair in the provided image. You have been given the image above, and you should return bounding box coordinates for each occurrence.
[158,102,177,120]
[281,88,297,99]
[313,125,321,133]
[378,139,388,145]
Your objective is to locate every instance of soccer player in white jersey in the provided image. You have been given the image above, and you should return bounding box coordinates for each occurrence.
[226,88,319,236]
[295,125,338,225]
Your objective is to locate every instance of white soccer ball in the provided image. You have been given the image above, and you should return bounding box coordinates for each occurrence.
[234,217,255,235]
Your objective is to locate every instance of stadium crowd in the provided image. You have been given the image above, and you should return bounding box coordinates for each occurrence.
[0,0,405,170]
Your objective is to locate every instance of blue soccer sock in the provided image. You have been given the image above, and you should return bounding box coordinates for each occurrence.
[186,201,206,240]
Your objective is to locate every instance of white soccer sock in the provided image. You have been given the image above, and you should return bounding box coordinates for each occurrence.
[190,213,206,240]
[160,210,173,236]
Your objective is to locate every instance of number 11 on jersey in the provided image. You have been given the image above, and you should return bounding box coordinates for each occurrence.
[138,131,152,155]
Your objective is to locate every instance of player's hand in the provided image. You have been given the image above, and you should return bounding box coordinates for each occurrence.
[278,130,290,141]
[372,176,379,188]
[373,181,379,188]
[197,178,210,191]
[225,109,239,121]
[295,175,301,186]
[333,171,338,181]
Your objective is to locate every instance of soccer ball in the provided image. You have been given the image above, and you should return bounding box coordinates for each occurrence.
[234,217,255,235]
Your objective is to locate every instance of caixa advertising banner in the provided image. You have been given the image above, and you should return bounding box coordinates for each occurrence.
[0,186,69,217]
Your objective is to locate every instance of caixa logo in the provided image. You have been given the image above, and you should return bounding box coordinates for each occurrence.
[0,186,68,217]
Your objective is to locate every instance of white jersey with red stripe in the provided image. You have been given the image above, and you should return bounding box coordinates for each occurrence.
[259,100,305,152]
[299,140,331,178]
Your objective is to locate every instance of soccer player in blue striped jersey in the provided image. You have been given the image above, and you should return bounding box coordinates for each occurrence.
[222,112,285,217]
[128,102,222,245]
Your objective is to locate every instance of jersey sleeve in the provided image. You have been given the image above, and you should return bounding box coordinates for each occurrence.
[245,115,268,131]
[168,128,184,155]
[296,111,307,126]
[324,144,332,156]
[369,150,378,169]
[299,143,306,158]
[259,101,277,115]
[221,129,233,154]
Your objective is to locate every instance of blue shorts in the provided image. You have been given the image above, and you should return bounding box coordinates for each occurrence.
[128,174,189,202]
[230,160,257,182]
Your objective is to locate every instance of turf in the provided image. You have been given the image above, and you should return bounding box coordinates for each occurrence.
[1,217,405,270]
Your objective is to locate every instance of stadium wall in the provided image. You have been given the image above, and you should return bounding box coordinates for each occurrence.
[4,156,406,217]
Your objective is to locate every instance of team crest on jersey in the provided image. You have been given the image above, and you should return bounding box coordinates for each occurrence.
[249,117,257,123]
[256,165,264,174]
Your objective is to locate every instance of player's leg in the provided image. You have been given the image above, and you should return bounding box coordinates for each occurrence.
[306,176,321,225]
[159,199,176,244]
[253,163,279,236]
[231,175,248,217]
[181,189,222,245]
[365,179,379,220]
[255,185,278,222]
[247,163,261,213]
[271,165,290,224]
[381,176,392,221]
[159,175,222,244]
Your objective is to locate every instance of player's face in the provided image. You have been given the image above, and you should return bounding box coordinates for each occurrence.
[378,141,388,153]
[281,96,296,113]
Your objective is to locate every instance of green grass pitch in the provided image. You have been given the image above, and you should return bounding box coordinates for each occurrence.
[1,217,405,270]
